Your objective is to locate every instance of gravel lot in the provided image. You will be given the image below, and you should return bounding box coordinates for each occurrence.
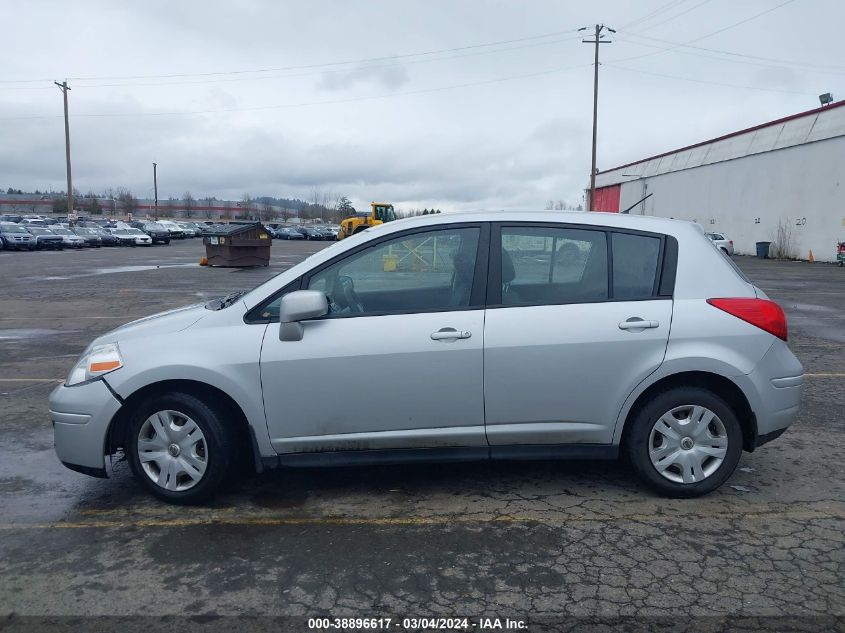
[1,240,843,632]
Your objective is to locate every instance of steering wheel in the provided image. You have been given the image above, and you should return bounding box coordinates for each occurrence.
[330,275,365,313]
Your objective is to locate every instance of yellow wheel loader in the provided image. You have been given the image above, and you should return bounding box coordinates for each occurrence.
[337,202,396,240]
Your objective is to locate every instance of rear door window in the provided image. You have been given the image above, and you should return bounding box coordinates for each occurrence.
[500,227,608,305]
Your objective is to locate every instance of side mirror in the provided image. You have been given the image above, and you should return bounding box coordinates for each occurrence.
[278,290,328,341]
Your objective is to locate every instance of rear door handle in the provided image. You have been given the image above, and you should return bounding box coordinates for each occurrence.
[618,318,660,330]
[431,327,472,341]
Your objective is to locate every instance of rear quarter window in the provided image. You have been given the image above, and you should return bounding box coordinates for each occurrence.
[611,232,661,299]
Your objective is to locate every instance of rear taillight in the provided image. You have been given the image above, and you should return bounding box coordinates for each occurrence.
[729,240,734,246]
[707,298,788,341]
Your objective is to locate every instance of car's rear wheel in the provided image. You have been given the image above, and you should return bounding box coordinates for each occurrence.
[126,392,233,504]
[626,386,743,498]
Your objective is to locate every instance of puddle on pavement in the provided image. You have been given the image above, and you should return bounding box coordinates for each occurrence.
[33,263,199,281]
[0,328,67,340]
[788,303,836,313]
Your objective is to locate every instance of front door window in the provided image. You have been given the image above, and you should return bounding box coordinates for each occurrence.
[307,227,480,315]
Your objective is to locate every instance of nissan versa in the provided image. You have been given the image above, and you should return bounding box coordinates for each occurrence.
[50,212,803,503]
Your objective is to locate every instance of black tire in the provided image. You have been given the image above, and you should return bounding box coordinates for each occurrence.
[625,386,743,498]
[126,391,234,504]
[720,247,729,255]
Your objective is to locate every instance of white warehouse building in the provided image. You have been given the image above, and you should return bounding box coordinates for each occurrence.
[590,100,845,262]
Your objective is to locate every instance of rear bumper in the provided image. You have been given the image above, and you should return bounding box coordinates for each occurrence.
[735,340,803,445]
[50,379,122,475]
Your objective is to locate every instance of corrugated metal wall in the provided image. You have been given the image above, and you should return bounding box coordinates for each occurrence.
[616,135,845,262]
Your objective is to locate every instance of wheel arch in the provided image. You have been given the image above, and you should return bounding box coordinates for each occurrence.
[106,379,259,471]
[618,371,758,452]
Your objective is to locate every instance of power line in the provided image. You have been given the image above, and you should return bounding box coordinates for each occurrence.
[619,0,689,30]
[0,34,583,91]
[615,34,845,76]
[631,0,715,33]
[0,61,592,121]
[610,0,797,65]
[0,28,579,85]
[604,63,816,95]
[618,32,845,73]
[687,0,795,43]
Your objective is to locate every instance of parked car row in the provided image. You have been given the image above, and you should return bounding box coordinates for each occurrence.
[0,221,159,250]
[0,215,225,252]
[265,224,340,241]
[1,214,343,251]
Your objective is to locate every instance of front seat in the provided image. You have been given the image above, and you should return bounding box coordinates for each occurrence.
[449,250,475,306]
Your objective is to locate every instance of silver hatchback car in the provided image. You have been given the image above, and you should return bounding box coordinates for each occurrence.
[50,212,803,503]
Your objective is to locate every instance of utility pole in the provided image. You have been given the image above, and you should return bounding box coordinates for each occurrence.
[152,162,159,220]
[579,24,614,211]
[53,81,73,220]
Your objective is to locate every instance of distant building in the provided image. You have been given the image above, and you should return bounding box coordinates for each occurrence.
[0,194,53,214]
[589,100,845,261]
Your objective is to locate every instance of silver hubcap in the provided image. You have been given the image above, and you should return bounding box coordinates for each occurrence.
[648,404,728,484]
[137,410,207,491]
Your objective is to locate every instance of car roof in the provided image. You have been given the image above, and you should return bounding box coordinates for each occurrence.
[383,210,698,233]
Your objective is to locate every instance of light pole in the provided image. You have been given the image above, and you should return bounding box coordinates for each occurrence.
[152,163,159,221]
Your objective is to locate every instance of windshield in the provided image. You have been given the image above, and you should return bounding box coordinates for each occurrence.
[127,228,144,235]
[145,223,164,229]
[28,228,50,235]
[374,205,396,222]
[1,224,28,233]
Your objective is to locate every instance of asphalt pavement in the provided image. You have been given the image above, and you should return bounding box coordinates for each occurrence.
[0,240,843,632]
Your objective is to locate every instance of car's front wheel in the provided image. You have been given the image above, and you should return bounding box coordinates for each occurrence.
[126,392,233,503]
[626,386,743,498]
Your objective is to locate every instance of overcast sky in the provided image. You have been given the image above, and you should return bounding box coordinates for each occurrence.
[1,0,842,212]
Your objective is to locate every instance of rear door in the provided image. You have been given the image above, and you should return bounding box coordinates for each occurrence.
[483,223,675,445]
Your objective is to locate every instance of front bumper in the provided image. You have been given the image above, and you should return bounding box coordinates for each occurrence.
[50,379,123,476]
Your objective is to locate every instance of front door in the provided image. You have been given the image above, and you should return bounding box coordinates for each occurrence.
[260,224,489,453]
[483,224,673,445]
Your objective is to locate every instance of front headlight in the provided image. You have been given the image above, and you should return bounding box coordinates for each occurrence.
[66,343,124,386]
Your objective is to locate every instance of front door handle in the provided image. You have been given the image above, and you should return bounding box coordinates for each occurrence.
[431,327,472,341]
[618,318,660,330]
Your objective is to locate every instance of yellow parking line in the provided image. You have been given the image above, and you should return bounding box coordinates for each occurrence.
[805,373,845,377]
[1,508,843,530]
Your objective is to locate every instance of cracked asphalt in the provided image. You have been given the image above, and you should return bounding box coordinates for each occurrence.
[0,239,843,632]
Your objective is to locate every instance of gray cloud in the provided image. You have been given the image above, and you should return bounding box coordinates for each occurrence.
[316,63,411,92]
